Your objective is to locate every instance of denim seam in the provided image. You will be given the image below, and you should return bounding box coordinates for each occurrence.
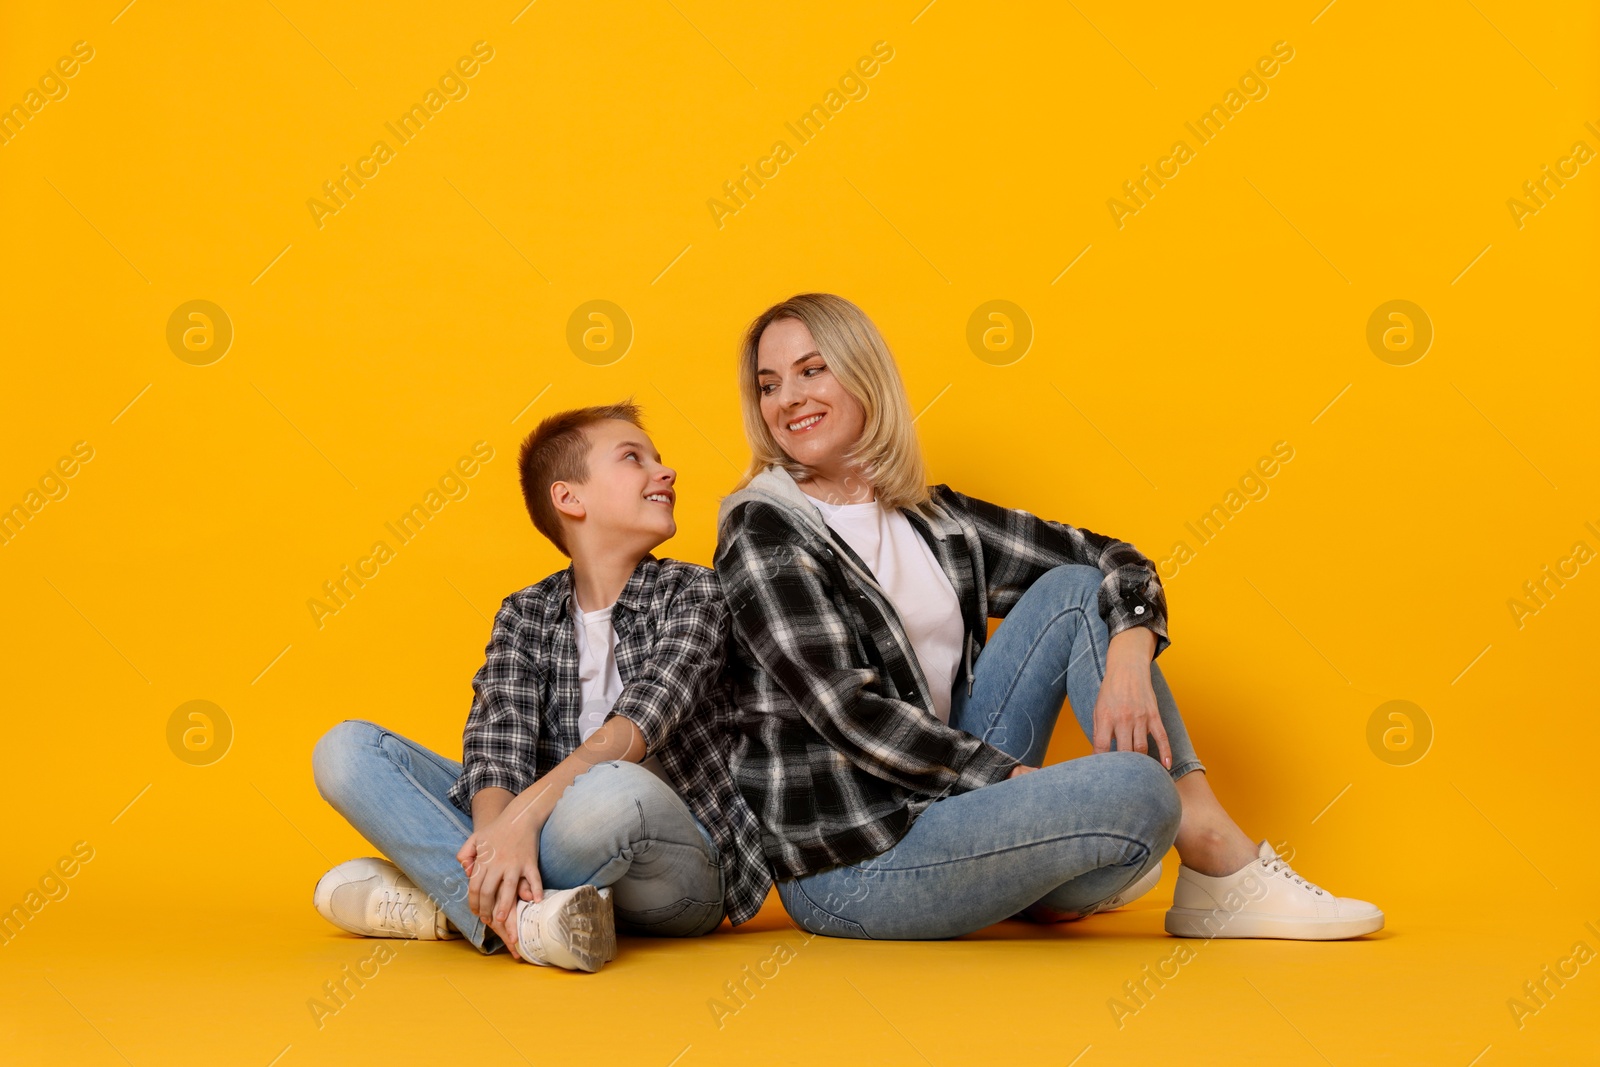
[840,829,1152,877]
[377,730,474,838]
[785,878,872,938]
[978,603,1102,749]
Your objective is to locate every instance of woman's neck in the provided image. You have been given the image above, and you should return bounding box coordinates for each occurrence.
[796,465,875,506]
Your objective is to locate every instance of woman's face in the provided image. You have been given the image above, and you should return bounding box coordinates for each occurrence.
[756,317,866,474]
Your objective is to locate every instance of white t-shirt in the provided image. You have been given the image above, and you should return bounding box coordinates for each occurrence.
[809,496,966,725]
[571,599,676,791]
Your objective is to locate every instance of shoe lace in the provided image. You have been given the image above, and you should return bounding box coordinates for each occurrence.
[1262,855,1325,896]
[374,890,422,933]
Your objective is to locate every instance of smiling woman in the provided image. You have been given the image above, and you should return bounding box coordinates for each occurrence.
[712,292,1385,943]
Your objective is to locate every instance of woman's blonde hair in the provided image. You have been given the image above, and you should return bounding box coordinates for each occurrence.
[733,292,932,514]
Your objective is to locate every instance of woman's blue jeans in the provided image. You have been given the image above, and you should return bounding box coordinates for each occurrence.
[775,563,1205,940]
[312,721,726,953]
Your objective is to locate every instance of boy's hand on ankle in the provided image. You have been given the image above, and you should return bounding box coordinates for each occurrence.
[489,914,524,961]
[462,810,546,940]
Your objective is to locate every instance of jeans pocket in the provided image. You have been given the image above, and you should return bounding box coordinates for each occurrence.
[618,896,725,938]
[777,878,873,940]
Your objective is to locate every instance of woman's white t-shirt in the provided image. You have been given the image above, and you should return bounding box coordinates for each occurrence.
[571,600,677,791]
[809,496,966,725]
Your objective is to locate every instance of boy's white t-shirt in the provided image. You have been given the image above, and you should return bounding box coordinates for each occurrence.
[571,600,677,791]
[809,496,966,725]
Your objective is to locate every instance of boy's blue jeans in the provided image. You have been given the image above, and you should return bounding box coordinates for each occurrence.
[312,722,726,952]
[775,563,1206,940]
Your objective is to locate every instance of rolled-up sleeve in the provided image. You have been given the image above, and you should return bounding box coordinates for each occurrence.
[939,484,1171,660]
[447,596,543,813]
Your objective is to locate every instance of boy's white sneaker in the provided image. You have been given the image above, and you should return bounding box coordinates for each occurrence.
[313,857,457,940]
[1165,840,1384,940]
[513,884,616,972]
[598,887,618,961]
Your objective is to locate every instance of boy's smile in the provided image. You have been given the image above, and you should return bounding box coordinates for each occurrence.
[554,418,678,554]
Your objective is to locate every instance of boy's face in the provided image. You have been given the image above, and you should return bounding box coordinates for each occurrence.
[557,419,677,551]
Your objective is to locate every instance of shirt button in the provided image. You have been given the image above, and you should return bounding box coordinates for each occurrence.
[1134,605,1145,615]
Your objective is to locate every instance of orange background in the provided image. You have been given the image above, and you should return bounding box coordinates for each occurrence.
[2,1,1596,1064]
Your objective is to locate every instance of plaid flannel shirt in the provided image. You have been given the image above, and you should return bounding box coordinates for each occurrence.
[713,464,1171,880]
[445,554,771,926]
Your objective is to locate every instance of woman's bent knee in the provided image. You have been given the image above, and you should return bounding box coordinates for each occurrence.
[1123,751,1183,848]
[1088,750,1182,849]
[1033,563,1105,602]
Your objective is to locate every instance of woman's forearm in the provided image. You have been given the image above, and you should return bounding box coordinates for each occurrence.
[1107,624,1157,667]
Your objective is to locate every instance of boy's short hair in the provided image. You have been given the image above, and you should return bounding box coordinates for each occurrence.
[518,400,646,557]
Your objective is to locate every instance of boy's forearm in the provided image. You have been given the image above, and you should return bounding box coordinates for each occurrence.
[471,787,515,830]
[502,716,647,828]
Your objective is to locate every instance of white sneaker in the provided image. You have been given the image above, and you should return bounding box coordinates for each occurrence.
[597,887,618,961]
[313,857,457,940]
[1165,840,1384,940]
[1016,860,1163,922]
[1094,859,1164,914]
[513,885,615,972]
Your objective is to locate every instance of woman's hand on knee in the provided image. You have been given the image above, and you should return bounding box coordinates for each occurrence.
[1092,663,1173,769]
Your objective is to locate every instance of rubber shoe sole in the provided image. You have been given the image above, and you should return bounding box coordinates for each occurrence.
[1164,906,1383,940]
[521,885,615,972]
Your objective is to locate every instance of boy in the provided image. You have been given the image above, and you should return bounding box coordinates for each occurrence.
[310,401,771,971]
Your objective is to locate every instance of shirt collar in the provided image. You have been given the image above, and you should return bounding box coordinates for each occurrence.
[554,552,658,623]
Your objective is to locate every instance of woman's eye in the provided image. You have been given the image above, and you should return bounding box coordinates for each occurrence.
[803,364,824,376]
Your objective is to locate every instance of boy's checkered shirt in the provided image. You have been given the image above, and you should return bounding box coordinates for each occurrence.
[446,554,771,927]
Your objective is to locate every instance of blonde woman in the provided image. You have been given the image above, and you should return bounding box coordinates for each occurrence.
[712,293,1383,941]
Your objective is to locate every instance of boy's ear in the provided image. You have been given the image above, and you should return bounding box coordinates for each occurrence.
[550,480,586,521]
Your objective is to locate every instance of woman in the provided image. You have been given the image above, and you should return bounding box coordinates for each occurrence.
[712,292,1383,941]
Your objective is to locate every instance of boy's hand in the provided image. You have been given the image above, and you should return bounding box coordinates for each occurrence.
[458,810,545,937]
[457,844,531,966]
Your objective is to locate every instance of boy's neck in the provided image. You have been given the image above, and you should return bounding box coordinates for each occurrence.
[568,542,651,614]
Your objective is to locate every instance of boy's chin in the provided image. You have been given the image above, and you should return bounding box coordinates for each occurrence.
[642,517,675,548]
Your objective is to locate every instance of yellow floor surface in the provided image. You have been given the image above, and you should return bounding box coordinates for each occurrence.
[6,866,1597,1065]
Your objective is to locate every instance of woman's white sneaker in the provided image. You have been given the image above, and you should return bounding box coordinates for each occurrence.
[313,857,457,940]
[513,884,615,972]
[1164,840,1383,940]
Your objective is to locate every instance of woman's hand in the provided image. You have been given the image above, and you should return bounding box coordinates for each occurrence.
[1092,627,1172,769]
[1007,764,1037,779]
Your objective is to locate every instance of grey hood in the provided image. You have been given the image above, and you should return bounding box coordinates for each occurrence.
[716,463,830,540]
[715,463,885,593]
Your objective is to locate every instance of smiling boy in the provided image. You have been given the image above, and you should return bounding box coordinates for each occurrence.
[311,401,770,971]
